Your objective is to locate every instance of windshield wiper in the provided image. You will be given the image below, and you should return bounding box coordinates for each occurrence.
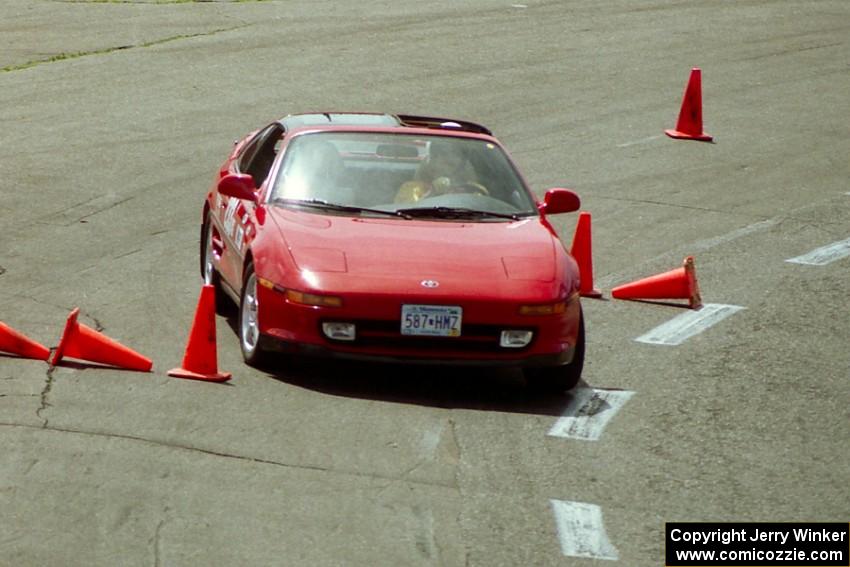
[394,206,522,221]
[276,198,412,219]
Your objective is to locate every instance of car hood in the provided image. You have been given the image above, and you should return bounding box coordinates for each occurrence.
[267,208,558,283]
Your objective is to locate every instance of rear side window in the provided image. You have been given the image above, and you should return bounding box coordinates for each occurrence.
[237,124,284,187]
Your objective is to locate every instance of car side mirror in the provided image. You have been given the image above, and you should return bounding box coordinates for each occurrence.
[218,173,258,202]
[539,188,580,215]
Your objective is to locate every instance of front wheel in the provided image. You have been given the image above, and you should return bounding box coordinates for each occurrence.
[239,263,268,367]
[524,310,585,393]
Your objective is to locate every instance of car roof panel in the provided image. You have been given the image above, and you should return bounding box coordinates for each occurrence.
[280,113,400,130]
[278,113,494,137]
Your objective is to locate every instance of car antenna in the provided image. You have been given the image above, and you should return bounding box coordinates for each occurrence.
[323,112,332,122]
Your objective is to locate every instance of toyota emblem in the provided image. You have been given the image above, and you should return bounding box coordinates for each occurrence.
[420,280,440,288]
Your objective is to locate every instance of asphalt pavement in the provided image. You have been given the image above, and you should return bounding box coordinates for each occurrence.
[1,1,848,566]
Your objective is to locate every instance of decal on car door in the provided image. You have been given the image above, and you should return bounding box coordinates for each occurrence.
[235,226,245,253]
[223,198,239,237]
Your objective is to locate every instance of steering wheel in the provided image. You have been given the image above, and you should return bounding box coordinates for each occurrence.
[450,182,490,196]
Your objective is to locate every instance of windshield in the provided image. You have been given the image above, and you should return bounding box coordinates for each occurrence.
[270,132,538,219]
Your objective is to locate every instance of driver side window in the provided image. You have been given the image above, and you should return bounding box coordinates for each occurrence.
[237,124,284,188]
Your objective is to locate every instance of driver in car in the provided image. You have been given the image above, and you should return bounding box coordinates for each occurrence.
[395,140,486,203]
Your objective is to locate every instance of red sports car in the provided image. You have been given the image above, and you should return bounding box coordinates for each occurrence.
[201,113,585,391]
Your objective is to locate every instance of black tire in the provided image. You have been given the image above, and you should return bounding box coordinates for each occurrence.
[524,310,585,393]
[201,217,231,314]
[239,263,269,367]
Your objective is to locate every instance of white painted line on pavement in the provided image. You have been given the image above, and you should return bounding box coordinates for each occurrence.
[785,237,850,266]
[548,387,634,441]
[691,218,778,252]
[550,500,619,560]
[617,134,662,148]
[635,303,745,346]
[598,219,777,289]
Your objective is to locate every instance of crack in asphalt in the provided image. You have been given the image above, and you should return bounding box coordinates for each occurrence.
[1,26,246,73]
[398,417,462,490]
[81,311,105,333]
[596,195,751,216]
[152,516,167,567]
[34,195,101,224]
[36,364,57,428]
[0,293,104,334]
[0,422,459,490]
[30,310,103,426]
[76,196,137,225]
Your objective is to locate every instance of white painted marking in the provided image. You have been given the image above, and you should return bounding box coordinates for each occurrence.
[617,134,662,148]
[597,218,777,289]
[548,387,634,441]
[550,500,619,560]
[635,303,745,346]
[785,237,850,266]
[691,218,778,252]
[511,3,528,8]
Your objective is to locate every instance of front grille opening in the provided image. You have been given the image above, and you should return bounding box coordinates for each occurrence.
[320,319,535,353]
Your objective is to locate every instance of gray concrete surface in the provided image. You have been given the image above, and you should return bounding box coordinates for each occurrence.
[1,1,848,565]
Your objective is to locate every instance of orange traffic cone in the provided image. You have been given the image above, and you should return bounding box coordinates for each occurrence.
[570,211,602,298]
[0,322,50,360]
[611,256,702,309]
[51,308,153,371]
[168,285,231,382]
[665,68,713,142]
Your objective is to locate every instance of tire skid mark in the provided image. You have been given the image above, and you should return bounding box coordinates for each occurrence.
[736,40,844,63]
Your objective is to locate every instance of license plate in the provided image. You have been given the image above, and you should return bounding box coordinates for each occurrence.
[401,305,462,337]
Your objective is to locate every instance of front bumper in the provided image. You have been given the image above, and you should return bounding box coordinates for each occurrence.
[256,285,582,368]
[261,335,575,368]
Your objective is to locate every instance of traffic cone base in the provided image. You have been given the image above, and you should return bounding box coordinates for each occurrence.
[169,285,231,382]
[51,308,153,371]
[582,288,604,299]
[570,211,603,299]
[665,128,713,142]
[665,68,712,142]
[612,256,702,309]
[0,322,50,361]
[167,367,231,383]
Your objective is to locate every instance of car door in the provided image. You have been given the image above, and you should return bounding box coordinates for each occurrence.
[217,123,284,289]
